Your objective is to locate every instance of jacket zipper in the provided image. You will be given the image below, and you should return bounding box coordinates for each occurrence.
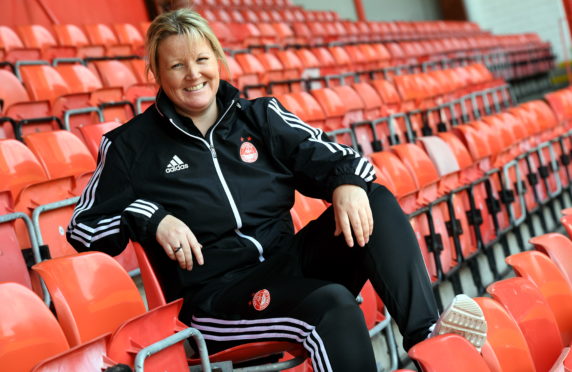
[168,100,265,262]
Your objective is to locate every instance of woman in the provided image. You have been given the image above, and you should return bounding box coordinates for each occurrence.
[67,9,486,371]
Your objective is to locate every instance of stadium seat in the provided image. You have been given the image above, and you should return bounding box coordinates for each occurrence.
[368,150,418,214]
[487,277,569,372]
[473,297,536,372]
[31,334,113,372]
[79,121,122,158]
[106,299,190,371]
[280,91,327,130]
[0,282,69,371]
[83,23,132,57]
[52,24,105,58]
[391,143,456,282]
[292,190,327,230]
[309,87,346,131]
[32,251,147,346]
[16,24,76,60]
[408,334,492,372]
[0,25,41,62]
[112,23,144,55]
[18,62,70,103]
[23,130,96,181]
[0,194,35,290]
[505,250,572,345]
[0,138,48,197]
[531,230,572,288]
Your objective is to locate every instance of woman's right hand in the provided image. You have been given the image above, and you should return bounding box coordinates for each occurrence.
[156,214,204,271]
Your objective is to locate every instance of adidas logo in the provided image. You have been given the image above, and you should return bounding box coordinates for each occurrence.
[165,155,189,173]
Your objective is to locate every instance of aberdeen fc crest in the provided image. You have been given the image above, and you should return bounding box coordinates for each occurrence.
[240,136,258,163]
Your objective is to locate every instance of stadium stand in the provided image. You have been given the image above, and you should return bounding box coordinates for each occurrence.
[2,0,572,370]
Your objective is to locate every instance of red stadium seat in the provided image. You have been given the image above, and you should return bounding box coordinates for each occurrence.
[112,23,144,55]
[292,191,327,230]
[0,282,70,371]
[79,121,122,159]
[83,23,132,57]
[408,334,492,372]
[530,231,572,287]
[474,297,536,372]
[488,277,569,372]
[32,252,147,347]
[52,24,105,58]
[16,24,76,60]
[0,25,41,62]
[31,334,112,372]
[506,250,572,345]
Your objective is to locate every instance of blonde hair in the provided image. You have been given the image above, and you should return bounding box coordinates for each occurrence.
[145,8,228,83]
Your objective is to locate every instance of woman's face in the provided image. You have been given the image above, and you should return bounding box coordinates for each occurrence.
[157,34,220,119]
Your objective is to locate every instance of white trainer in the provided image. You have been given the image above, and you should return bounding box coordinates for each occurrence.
[431,294,487,352]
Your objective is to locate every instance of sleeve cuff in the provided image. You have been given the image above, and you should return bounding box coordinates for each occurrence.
[328,175,369,200]
[123,199,169,243]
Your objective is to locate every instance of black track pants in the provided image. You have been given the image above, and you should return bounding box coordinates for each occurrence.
[189,184,439,371]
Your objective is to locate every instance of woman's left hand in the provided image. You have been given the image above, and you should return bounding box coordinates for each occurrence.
[332,185,373,247]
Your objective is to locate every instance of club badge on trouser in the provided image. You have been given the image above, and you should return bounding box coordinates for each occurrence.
[251,289,271,311]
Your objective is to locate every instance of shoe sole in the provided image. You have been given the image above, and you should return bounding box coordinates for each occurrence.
[434,294,487,351]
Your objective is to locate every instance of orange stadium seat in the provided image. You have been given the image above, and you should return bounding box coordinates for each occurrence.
[292,190,327,230]
[488,277,569,372]
[530,231,572,287]
[52,24,105,58]
[506,250,572,345]
[16,24,76,60]
[83,23,132,57]
[51,63,104,135]
[0,25,41,62]
[23,130,95,181]
[0,282,70,372]
[0,138,48,198]
[474,297,536,372]
[79,121,122,158]
[112,23,144,55]
[0,193,35,290]
[18,62,70,103]
[391,143,456,282]
[33,252,147,346]
[408,334,492,372]
[106,299,190,371]
[31,334,112,372]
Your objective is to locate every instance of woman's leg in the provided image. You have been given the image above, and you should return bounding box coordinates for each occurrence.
[294,184,440,350]
[187,254,378,372]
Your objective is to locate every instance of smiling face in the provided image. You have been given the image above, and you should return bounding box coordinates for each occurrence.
[157,33,220,121]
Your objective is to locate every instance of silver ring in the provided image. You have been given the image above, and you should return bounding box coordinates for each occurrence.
[173,246,183,253]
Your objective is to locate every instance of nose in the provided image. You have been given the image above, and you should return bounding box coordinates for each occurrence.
[185,63,200,80]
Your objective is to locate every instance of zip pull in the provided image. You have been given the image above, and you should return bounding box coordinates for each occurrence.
[210,145,217,158]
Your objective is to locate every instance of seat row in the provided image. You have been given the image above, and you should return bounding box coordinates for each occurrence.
[0,58,156,140]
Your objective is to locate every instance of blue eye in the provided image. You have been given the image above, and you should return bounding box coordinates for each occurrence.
[171,63,182,69]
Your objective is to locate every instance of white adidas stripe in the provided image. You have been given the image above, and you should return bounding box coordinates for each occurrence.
[124,206,152,218]
[192,315,332,372]
[173,155,184,165]
[269,99,371,186]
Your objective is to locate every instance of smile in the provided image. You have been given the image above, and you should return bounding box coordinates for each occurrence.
[184,82,207,92]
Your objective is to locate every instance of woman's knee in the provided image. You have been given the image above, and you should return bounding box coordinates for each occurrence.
[291,283,360,321]
[368,183,402,215]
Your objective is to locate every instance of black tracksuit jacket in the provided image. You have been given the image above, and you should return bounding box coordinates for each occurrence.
[66,80,376,311]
